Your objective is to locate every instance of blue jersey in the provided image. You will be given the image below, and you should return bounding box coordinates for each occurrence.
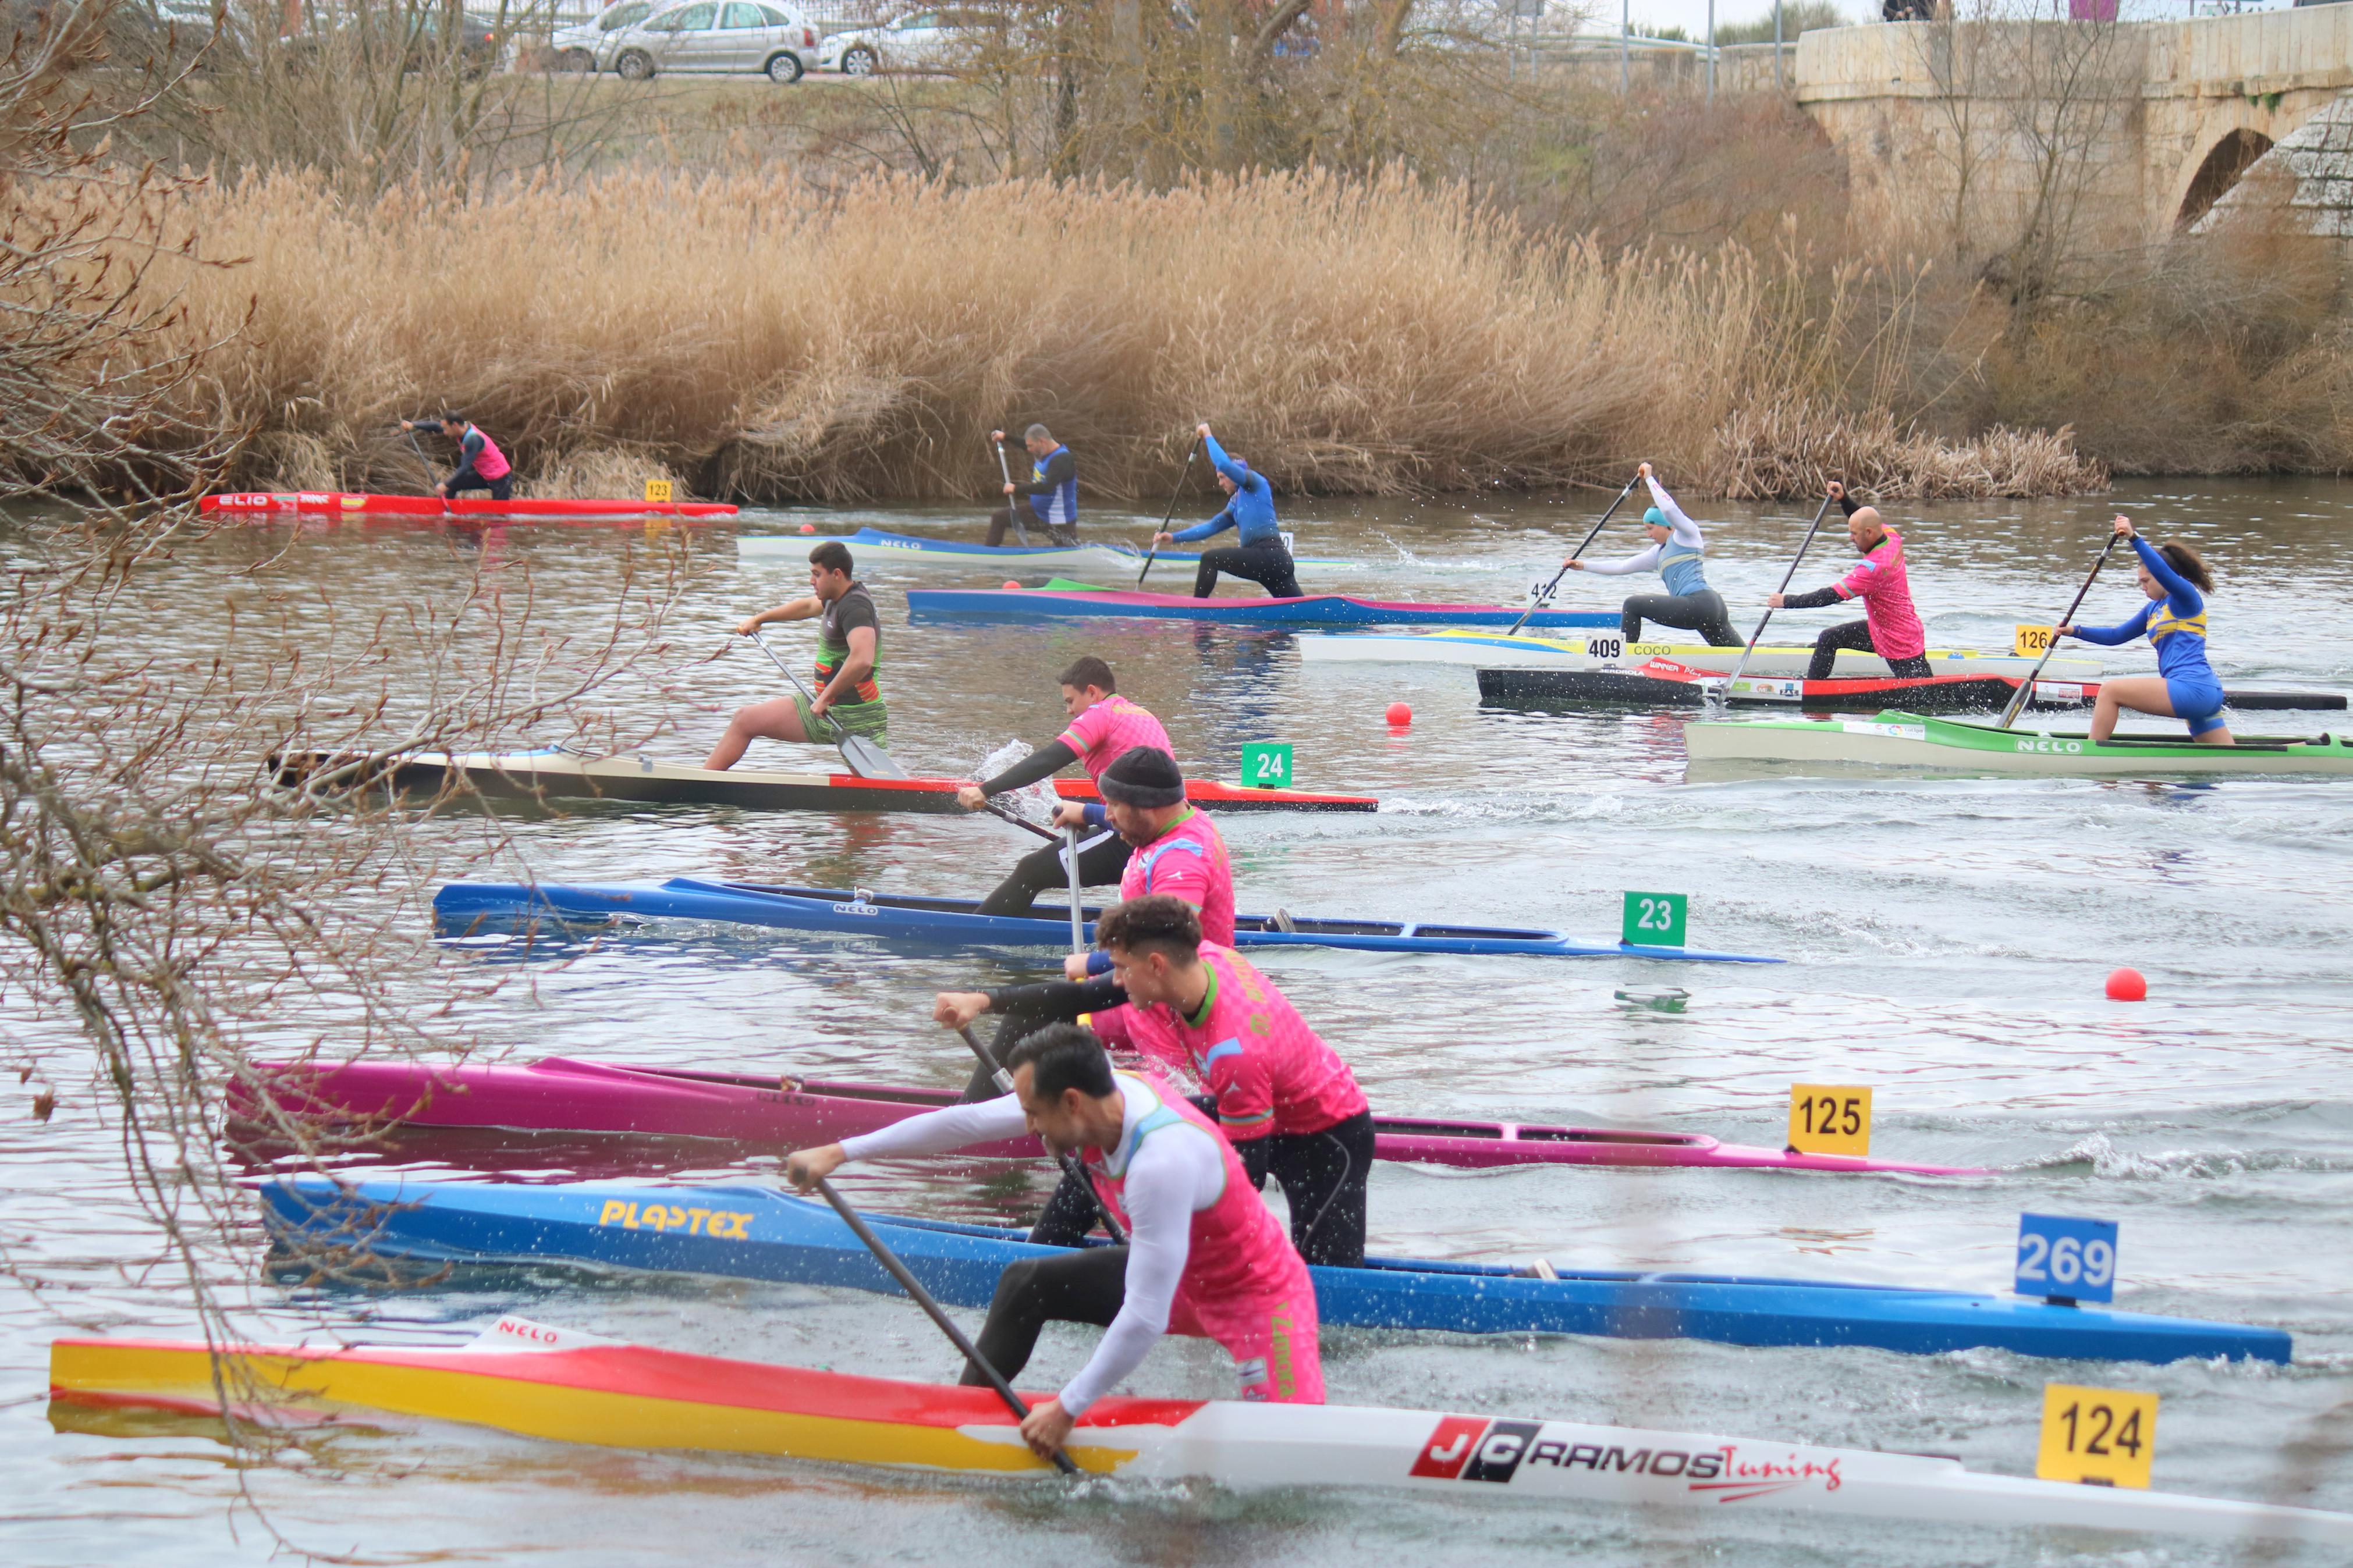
[1026,445,1077,529]
[1173,432,1280,547]
[2069,535,2217,689]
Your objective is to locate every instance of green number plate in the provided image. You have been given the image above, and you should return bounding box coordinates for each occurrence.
[1621,891,1688,948]
[1241,742,1294,790]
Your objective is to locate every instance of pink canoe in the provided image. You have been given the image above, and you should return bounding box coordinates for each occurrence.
[251,1057,1979,1177]
[201,492,735,520]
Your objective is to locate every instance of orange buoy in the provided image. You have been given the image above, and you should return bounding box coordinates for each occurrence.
[797,522,816,534]
[2105,967,2146,1001]
[1003,579,1021,591]
[1385,702,1412,726]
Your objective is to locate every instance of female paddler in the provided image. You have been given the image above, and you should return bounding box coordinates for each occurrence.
[786,1020,1324,1459]
[2054,515,2233,745]
[961,658,1175,917]
[1562,461,1739,646]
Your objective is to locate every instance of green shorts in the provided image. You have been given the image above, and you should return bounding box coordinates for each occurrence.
[797,692,888,744]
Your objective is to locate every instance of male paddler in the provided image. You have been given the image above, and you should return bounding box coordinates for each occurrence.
[963,657,1174,918]
[1563,462,1738,646]
[400,413,513,502]
[1151,424,1301,599]
[936,895,1375,1267]
[988,424,1078,547]
[1767,481,1931,681]
[704,541,886,769]
[785,1022,1325,1455]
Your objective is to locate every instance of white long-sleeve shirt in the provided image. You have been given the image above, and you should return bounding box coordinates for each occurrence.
[837,1076,1226,1415]
[1581,475,1708,577]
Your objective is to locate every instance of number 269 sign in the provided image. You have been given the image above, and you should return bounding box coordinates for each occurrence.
[2015,1213,2118,1304]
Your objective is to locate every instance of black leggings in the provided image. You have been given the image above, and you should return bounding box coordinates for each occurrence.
[964,1243,1126,1387]
[973,826,1130,919]
[986,506,1077,548]
[1807,618,1933,681]
[1193,538,1301,599]
[1622,589,1738,646]
[1029,1107,1374,1268]
[447,465,513,501]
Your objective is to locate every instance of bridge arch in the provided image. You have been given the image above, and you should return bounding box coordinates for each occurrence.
[2175,127,2276,233]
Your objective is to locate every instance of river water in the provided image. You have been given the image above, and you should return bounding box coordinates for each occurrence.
[6,479,2352,1565]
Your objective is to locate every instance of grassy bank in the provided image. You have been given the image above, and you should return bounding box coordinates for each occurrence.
[163,167,2100,503]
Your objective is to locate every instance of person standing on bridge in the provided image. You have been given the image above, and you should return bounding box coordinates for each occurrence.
[1561,462,1739,646]
[1768,481,1931,681]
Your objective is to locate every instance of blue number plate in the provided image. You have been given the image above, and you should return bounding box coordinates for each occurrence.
[2015,1213,2119,1304]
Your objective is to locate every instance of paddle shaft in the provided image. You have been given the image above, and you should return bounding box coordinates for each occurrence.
[954,1025,1127,1246]
[747,627,903,779]
[1507,474,1641,637]
[993,437,1030,546]
[982,799,1057,841]
[1136,434,1202,588]
[814,1178,1080,1475]
[402,424,449,513]
[1997,531,2125,729]
[1717,489,1840,696]
[1062,826,1086,954]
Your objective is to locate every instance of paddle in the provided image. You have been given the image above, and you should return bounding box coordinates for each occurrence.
[746,626,910,780]
[993,434,1031,547]
[1711,489,1840,711]
[1506,472,1641,637]
[1135,432,1202,588]
[812,1176,1080,1475]
[400,422,450,514]
[1996,530,2125,730]
[1060,826,1087,954]
[981,799,1057,841]
[954,1023,1127,1246]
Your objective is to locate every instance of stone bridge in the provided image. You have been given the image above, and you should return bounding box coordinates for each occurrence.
[1791,6,2353,244]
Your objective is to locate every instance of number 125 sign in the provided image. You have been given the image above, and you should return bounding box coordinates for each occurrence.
[2016,1213,2118,1304]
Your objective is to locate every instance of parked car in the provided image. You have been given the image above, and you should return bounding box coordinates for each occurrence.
[818,7,1002,76]
[550,0,658,70]
[598,0,817,80]
[278,7,503,78]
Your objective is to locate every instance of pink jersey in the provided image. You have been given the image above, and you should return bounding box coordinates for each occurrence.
[469,426,512,481]
[1834,528,1926,659]
[1120,805,1235,948]
[1117,945,1367,1140]
[1057,695,1173,784]
[1085,1075,1323,1404]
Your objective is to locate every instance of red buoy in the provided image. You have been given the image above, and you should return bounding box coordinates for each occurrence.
[1385,701,1412,726]
[797,522,816,534]
[2105,966,2147,1001]
[1003,579,1021,591]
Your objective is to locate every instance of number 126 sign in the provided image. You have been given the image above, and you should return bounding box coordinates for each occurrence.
[2016,1213,2118,1304]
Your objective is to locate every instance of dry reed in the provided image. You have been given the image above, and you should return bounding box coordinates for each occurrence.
[148,165,2100,501]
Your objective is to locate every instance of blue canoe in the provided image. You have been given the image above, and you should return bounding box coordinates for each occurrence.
[740,527,1357,577]
[430,877,1783,963]
[260,1177,2291,1366]
[905,584,1617,629]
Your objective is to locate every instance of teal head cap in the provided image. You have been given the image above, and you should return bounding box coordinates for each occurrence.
[1643,507,1666,528]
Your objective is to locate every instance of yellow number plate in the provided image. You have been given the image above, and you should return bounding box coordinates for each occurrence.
[1786,1084,1872,1157]
[2036,1384,2157,1488]
[2013,624,2054,657]
[644,478,675,504]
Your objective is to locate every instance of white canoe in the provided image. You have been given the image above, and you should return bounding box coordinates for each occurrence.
[740,526,1355,579]
[50,1317,2353,1546]
[1296,629,2107,681]
[1684,712,2353,777]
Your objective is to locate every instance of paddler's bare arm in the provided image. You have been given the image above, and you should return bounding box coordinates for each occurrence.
[810,624,876,716]
[734,597,822,635]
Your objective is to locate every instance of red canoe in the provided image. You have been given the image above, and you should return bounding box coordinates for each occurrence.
[201,492,736,520]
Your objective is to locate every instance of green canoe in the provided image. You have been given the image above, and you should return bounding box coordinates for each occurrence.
[1684,710,2353,778]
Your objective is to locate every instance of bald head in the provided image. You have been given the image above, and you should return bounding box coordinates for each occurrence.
[1846,506,1886,552]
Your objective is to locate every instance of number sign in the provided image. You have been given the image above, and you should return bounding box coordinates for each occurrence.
[1621,891,1687,948]
[2015,1214,2118,1304]
[2013,623,2054,657]
[644,478,675,504]
[1241,742,1294,790]
[1786,1084,1872,1157]
[2037,1384,2157,1489]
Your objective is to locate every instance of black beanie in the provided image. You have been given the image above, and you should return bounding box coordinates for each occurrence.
[1099,745,1186,808]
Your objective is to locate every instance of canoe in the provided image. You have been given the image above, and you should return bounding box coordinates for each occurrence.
[1684,711,2353,778]
[256,1177,2291,1364]
[428,877,1784,963]
[906,585,1615,630]
[51,1318,2348,1541]
[252,1056,1975,1176]
[1297,628,2108,680]
[740,526,1355,578]
[272,748,1375,815]
[200,491,735,520]
[1478,666,2348,716]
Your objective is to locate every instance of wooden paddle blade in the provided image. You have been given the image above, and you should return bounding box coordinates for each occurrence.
[837,733,911,780]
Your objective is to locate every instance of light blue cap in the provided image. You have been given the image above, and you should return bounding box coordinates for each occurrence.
[1643,507,1666,527]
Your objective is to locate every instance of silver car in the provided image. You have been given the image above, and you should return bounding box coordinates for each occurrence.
[819,8,1003,76]
[599,0,818,81]
[551,0,659,71]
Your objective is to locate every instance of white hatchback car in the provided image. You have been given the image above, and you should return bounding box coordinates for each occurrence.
[818,7,1002,76]
[598,0,819,81]
[551,0,659,71]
